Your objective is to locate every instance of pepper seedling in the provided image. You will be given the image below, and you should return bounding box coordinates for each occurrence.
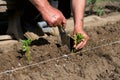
[71,33,84,52]
[21,39,32,63]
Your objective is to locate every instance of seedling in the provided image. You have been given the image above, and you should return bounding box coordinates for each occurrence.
[95,6,104,16]
[71,33,84,52]
[21,39,32,63]
[86,0,120,16]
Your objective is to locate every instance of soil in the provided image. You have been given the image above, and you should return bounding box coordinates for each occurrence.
[0,15,120,80]
[0,1,120,80]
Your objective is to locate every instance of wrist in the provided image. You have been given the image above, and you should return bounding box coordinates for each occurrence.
[74,20,83,29]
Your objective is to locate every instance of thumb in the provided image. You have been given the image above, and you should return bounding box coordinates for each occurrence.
[62,17,66,29]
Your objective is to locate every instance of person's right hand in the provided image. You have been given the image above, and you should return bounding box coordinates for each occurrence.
[29,0,66,28]
[40,5,66,28]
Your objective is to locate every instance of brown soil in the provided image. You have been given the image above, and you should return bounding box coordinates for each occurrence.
[0,1,120,80]
[0,16,120,80]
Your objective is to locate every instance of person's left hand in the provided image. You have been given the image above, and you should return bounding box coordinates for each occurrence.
[73,27,89,50]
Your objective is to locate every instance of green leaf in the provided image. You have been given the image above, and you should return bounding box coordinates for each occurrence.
[71,33,84,53]
[21,39,32,63]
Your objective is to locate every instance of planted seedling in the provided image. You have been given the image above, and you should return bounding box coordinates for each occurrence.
[21,39,32,63]
[71,33,84,52]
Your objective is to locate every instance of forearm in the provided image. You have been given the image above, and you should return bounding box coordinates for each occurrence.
[29,0,51,15]
[72,0,86,29]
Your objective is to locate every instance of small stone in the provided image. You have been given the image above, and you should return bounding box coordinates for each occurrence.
[62,54,68,58]
[18,63,22,67]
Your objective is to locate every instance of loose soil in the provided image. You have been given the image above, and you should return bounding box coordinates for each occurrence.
[0,15,120,80]
[0,1,120,80]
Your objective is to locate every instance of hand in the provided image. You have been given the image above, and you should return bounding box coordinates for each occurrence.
[41,5,66,28]
[29,0,66,28]
[73,27,89,50]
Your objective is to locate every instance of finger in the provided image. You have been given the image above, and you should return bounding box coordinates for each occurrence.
[73,44,76,48]
[79,37,89,49]
[57,21,62,27]
[48,19,55,27]
[49,19,60,27]
[48,15,59,27]
[62,17,67,29]
[52,17,59,27]
[76,41,84,49]
[73,37,77,48]
[55,16,63,27]
[62,23,66,29]
[76,40,87,49]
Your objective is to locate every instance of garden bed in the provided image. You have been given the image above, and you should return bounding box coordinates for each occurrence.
[0,13,120,80]
[0,1,120,80]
